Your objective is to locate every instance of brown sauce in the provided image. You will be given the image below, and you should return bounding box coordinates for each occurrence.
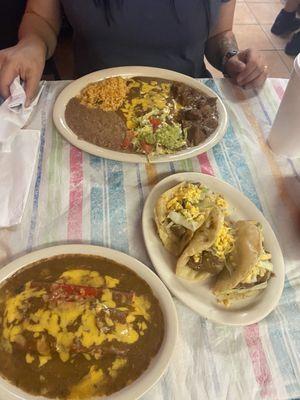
[0,254,164,399]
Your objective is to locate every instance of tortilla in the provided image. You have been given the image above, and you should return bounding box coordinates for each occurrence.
[213,220,263,293]
[176,207,224,281]
[154,183,194,256]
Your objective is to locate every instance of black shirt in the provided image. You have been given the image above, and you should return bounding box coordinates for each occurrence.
[61,0,226,78]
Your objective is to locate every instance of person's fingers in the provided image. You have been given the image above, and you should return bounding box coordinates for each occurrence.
[235,48,249,64]
[0,63,18,99]
[226,57,246,75]
[24,69,40,107]
[236,62,258,84]
[235,49,263,84]
[237,66,262,87]
[244,70,267,90]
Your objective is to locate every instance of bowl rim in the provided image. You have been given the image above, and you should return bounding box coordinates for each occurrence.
[0,244,178,400]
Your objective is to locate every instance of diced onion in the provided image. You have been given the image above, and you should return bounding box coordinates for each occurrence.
[168,211,201,232]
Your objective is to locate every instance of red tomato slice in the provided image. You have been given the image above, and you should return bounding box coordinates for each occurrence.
[121,130,135,149]
[149,117,161,130]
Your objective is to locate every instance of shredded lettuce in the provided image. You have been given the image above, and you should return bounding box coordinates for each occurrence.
[257,260,273,272]
[168,211,201,232]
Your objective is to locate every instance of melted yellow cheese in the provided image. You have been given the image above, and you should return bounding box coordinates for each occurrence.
[107,323,139,344]
[2,270,151,366]
[101,289,116,308]
[104,276,119,288]
[39,355,52,367]
[60,269,104,287]
[108,357,127,378]
[132,295,151,321]
[121,79,171,129]
[25,353,34,364]
[4,283,45,325]
[68,366,105,399]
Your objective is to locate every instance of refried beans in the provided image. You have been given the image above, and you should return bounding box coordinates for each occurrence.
[65,97,126,150]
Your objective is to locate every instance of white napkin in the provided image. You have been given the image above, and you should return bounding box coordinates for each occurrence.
[0,77,44,227]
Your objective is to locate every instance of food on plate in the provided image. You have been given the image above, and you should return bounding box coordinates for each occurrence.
[0,254,164,399]
[78,77,129,112]
[176,207,229,281]
[213,221,274,306]
[65,77,219,156]
[154,181,274,306]
[154,182,228,256]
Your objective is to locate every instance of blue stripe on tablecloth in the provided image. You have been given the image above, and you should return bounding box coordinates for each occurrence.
[106,160,129,253]
[27,85,50,249]
[90,156,104,245]
[137,164,145,202]
[170,161,176,174]
[206,79,300,395]
[205,80,262,210]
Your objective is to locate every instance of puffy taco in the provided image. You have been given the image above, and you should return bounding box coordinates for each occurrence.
[154,182,227,256]
[213,220,273,306]
[176,207,235,281]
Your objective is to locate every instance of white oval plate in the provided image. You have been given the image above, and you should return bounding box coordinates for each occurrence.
[53,66,227,163]
[142,172,285,326]
[0,245,177,400]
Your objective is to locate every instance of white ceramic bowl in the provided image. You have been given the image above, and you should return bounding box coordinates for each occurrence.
[53,66,228,163]
[142,172,285,326]
[0,245,178,400]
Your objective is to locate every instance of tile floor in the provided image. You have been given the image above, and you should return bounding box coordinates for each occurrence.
[53,1,296,80]
[207,0,296,78]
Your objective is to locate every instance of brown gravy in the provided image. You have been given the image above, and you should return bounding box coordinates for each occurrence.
[0,254,164,399]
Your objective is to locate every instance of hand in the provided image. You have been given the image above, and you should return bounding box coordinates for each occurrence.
[224,48,268,90]
[0,38,46,106]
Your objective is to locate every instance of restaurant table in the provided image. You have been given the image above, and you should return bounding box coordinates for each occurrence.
[0,78,300,400]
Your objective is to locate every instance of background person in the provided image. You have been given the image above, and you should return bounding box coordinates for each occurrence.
[0,0,268,105]
[271,0,300,55]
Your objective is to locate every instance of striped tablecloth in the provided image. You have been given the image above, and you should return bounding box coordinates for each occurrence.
[0,78,299,400]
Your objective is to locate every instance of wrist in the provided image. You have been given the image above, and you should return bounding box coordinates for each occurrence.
[18,35,48,60]
[221,50,239,75]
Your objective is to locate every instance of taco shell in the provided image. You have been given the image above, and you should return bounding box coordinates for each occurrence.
[213,220,263,293]
[154,182,194,256]
[176,207,224,281]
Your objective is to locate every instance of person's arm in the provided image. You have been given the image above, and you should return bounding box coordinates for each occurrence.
[205,0,268,89]
[0,0,61,103]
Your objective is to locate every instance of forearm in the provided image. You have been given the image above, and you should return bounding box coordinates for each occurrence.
[205,30,239,71]
[18,2,61,60]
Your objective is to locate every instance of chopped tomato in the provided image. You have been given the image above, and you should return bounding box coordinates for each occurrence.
[121,130,135,150]
[149,117,161,130]
[140,141,153,154]
[50,283,102,299]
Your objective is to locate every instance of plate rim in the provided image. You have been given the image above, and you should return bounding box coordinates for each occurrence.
[53,66,228,164]
[142,172,285,326]
[0,244,178,400]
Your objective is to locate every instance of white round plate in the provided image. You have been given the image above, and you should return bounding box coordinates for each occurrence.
[53,66,227,163]
[0,245,177,400]
[142,172,285,326]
